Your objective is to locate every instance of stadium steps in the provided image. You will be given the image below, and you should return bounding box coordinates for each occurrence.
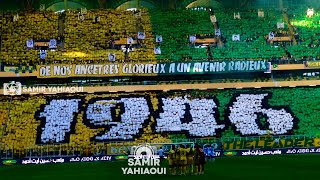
[58,13,66,49]
[213,23,223,47]
[283,11,297,45]
[209,10,223,47]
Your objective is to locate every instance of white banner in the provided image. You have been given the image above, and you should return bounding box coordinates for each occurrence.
[26,40,34,48]
[154,47,161,54]
[232,34,240,41]
[156,35,163,43]
[49,39,57,49]
[137,32,145,39]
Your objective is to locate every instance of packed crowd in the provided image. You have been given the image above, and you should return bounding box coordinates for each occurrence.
[213,9,287,60]
[1,8,319,66]
[287,8,320,60]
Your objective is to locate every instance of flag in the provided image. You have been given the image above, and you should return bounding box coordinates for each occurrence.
[40,4,45,11]
[93,16,100,23]
[108,53,116,62]
[40,50,47,59]
[78,14,84,21]
[135,11,141,18]
[232,34,240,41]
[127,37,134,44]
[137,32,145,39]
[307,8,314,17]
[49,39,57,49]
[81,8,87,15]
[215,29,221,36]
[234,12,241,19]
[13,14,19,22]
[264,62,272,73]
[156,35,163,42]
[277,22,284,29]
[26,39,34,48]
[268,32,275,40]
[258,10,264,17]
[154,47,161,54]
[210,15,217,23]
[189,35,196,43]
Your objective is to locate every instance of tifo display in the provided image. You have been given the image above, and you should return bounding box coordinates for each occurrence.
[1,87,320,155]
[1,1,320,179]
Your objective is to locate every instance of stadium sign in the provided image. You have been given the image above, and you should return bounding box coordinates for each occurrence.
[37,60,269,78]
[1,160,17,165]
[224,137,320,150]
[107,137,320,154]
[16,155,113,165]
[115,155,129,160]
[304,61,320,68]
[3,147,320,166]
[224,152,237,156]
[234,147,320,156]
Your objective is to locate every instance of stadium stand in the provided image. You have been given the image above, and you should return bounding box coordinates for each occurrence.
[149,9,214,61]
[1,11,59,65]
[213,9,287,60]
[287,8,320,60]
[1,87,320,156]
[2,8,320,65]
[62,9,156,63]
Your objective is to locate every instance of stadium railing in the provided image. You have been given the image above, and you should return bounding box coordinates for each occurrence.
[1,73,317,90]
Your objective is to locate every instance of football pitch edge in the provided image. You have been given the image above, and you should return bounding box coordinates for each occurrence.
[0,154,318,180]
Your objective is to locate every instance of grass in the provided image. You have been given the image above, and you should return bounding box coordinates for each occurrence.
[0,154,319,180]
